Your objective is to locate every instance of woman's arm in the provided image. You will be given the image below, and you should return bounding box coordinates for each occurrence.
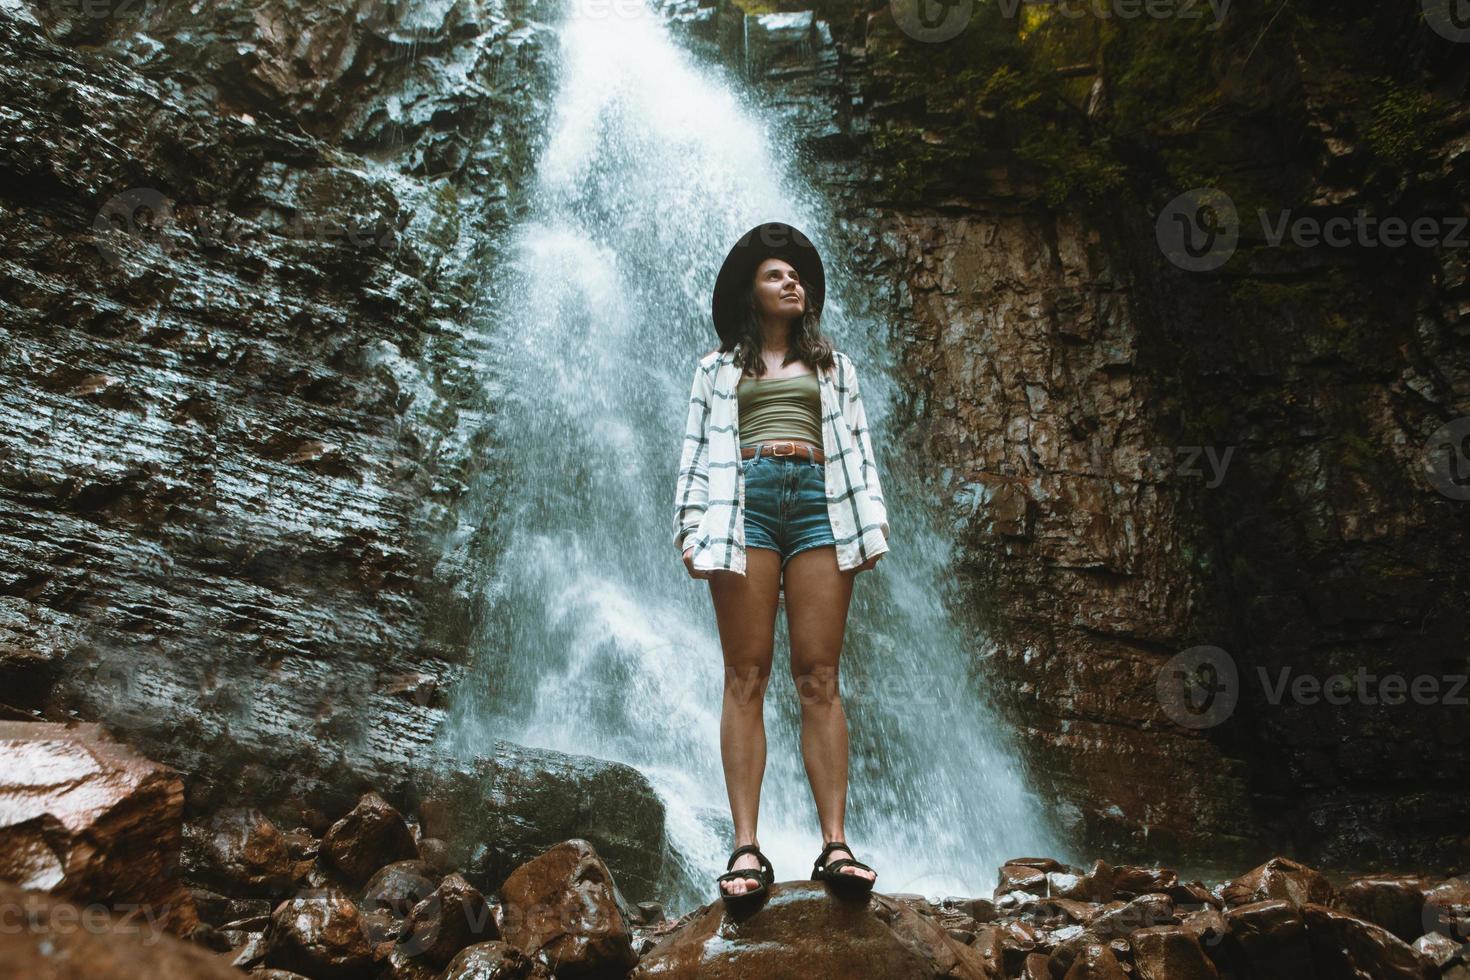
[845,355,889,540]
[674,358,715,553]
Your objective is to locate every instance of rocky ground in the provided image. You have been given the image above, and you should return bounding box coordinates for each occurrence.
[3,721,1468,978]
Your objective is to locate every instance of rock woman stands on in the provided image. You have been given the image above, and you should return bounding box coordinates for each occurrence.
[672,221,891,912]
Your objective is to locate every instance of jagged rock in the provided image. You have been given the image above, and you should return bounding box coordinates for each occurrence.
[0,720,197,935]
[1334,874,1431,943]
[440,940,541,979]
[263,885,375,979]
[1221,857,1335,910]
[1090,894,1176,941]
[322,791,419,887]
[1061,941,1129,979]
[631,883,999,979]
[0,879,239,978]
[1223,900,1314,980]
[499,839,637,979]
[1112,866,1178,899]
[182,807,298,898]
[998,863,1050,898]
[1302,902,1436,980]
[399,871,498,969]
[1423,876,1470,944]
[1130,925,1219,979]
[362,859,441,917]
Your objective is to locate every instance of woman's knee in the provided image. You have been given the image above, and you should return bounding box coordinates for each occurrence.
[791,661,840,708]
[723,662,772,706]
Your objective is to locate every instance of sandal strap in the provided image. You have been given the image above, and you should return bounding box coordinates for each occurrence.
[815,841,856,866]
[726,844,773,880]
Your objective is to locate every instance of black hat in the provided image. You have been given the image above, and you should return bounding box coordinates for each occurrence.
[710,221,825,348]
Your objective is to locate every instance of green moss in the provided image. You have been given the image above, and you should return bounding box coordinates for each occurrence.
[1366,78,1451,166]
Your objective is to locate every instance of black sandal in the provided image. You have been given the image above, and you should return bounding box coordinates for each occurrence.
[811,840,876,896]
[716,843,774,912]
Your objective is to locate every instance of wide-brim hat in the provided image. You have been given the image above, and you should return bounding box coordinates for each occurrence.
[711,221,825,348]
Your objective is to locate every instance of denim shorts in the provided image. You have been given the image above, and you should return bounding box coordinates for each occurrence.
[740,445,837,568]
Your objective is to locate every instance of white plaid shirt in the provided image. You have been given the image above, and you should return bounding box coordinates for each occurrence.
[674,347,890,575]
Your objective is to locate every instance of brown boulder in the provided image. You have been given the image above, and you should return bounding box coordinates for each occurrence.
[1061,942,1129,979]
[321,791,419,887]
[499,838,637,978]
[362,859,442,917]
[1334,874,1430,943]
[183,807,297,898]
[263,885,376,979]
[1220,856,1334,909]
[631,882,998,979]
[440,940,541,979]
[1091,893,1176,940]
[1130,925,1219,980]
[0,720,197,935]
[998,863,1049,898]
[400,871,499,968]
[1223,899,1314,980]
[1302,902,1435,980]
[1423,876,1470,946]
[1112,866,1178,898]
[0,879,239,978]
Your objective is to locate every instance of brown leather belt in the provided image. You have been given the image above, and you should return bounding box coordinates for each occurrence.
[740,440,824,464]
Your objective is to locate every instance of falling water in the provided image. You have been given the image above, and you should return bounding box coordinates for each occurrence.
[441,0,1064,915]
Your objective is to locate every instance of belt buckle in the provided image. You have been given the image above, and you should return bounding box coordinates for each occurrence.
[771,441,795,457]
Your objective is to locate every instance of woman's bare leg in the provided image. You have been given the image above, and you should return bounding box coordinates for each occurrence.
[708,547,781,894]
[782,547,874,883]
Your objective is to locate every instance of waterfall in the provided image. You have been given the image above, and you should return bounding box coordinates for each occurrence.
[441,0,1063,915]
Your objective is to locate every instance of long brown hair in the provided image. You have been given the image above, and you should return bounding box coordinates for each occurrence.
[716,273,835,377]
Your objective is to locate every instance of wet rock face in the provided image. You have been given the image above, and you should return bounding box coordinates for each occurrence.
[0,0,677,904]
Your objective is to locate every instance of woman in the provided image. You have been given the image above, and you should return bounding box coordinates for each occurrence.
[673,222,891,912]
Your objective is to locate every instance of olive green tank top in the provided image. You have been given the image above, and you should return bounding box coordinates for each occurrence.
[737,372,823,447]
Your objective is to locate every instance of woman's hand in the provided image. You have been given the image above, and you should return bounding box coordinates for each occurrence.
[683,547,712,580]
[853,552,885,574]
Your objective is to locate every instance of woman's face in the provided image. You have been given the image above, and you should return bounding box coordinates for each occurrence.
[752,257,805,322]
